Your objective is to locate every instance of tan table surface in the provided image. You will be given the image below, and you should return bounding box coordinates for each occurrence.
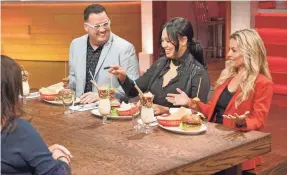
[25,99,271,175]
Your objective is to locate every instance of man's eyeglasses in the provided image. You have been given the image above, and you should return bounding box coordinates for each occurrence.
[85,20,111,31]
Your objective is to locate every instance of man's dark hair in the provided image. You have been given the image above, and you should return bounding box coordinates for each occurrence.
[84,4,106,21]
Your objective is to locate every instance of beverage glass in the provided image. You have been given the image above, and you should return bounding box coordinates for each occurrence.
[98,85,111,124]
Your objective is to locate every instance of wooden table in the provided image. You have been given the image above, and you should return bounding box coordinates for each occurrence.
[25,99,271,175]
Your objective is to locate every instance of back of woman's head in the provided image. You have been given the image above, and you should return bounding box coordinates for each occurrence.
[160,17,206,68]
[1,55,24,132]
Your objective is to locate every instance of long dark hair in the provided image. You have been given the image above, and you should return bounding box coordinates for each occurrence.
[159,17,207,69]
[1,55,24,132]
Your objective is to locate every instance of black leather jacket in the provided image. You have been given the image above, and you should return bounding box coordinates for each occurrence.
[121,51,210,107]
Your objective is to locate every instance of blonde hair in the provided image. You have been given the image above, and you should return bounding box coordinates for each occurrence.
[215,29,272,108]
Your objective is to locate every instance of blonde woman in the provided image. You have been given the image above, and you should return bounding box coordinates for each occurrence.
[166,29,273,171]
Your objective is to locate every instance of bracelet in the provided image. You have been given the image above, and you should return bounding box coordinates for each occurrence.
[57,156,70,164]
[236,123,247,128]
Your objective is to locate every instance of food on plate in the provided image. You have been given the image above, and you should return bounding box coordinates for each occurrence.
[39,82,65,101]
[55,89,73,103]
[111,108,119,116]
[111,99,121,107]
[179,114,203,131]
[169,107,192,118]
[192,97,200,102]
[109,88,121,107]
[116,102,132,116]
[116,102,139,116]
[109,88,115,99]
[157,107,191,126]
[39,82,64,95]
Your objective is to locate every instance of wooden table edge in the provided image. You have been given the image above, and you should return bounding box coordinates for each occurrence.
[157,133,272,175]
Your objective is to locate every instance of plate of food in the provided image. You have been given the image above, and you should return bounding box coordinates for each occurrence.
[91,102,139,120]
[157,107,192,127]
[42,97,81,105]
[39,84,80,105]
[157,107,207,135]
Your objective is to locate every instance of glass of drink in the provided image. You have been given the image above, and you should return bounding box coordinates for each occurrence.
[140,92,156,134]
[98,85,111,124]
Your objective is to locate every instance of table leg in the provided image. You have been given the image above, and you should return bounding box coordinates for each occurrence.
[225,164,242,175]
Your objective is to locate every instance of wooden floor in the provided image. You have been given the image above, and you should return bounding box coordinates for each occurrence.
[207,58,287,174]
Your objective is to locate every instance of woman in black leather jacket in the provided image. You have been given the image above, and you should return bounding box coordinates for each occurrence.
[108,17,210,115]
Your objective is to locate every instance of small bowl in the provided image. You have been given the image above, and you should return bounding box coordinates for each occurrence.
[40,92,58,101]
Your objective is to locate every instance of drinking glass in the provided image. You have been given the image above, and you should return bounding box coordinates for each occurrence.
[130,100,140,130]
[22,81,30,104]
[60,89,75,115]
[98,85,111,124]
[139,93,156,134]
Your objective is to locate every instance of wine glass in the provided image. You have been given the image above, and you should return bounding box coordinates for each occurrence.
[60,89,75,115]
[98,85,111,124]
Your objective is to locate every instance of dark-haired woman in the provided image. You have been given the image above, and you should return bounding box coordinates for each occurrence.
[1,55,72,174]
[108,17,210,114]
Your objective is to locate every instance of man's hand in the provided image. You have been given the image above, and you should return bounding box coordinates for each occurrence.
[108,65,127,83]
[80,92,99,104]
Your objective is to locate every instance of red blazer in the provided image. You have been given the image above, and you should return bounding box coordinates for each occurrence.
[196,74,273,170]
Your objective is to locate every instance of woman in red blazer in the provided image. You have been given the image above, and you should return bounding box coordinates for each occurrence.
[166,28,274,171]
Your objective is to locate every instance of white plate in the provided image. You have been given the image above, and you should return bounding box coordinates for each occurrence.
[42,97,81,105]
[158,124,207,135]
[91,109,132,120]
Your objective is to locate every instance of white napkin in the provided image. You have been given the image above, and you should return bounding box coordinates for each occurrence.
[26,92,40,99]
[138,119,158,126]
[69,102,98,112]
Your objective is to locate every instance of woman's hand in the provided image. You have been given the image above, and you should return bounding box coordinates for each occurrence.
[152,104,169,115]
[108,65,127,83]
[166,88,190,106]
[49,144,73,159]
[52,149,71,165]
[223,111,250,125]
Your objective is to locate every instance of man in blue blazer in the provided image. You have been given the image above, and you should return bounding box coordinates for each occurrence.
[69,4,139,103]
